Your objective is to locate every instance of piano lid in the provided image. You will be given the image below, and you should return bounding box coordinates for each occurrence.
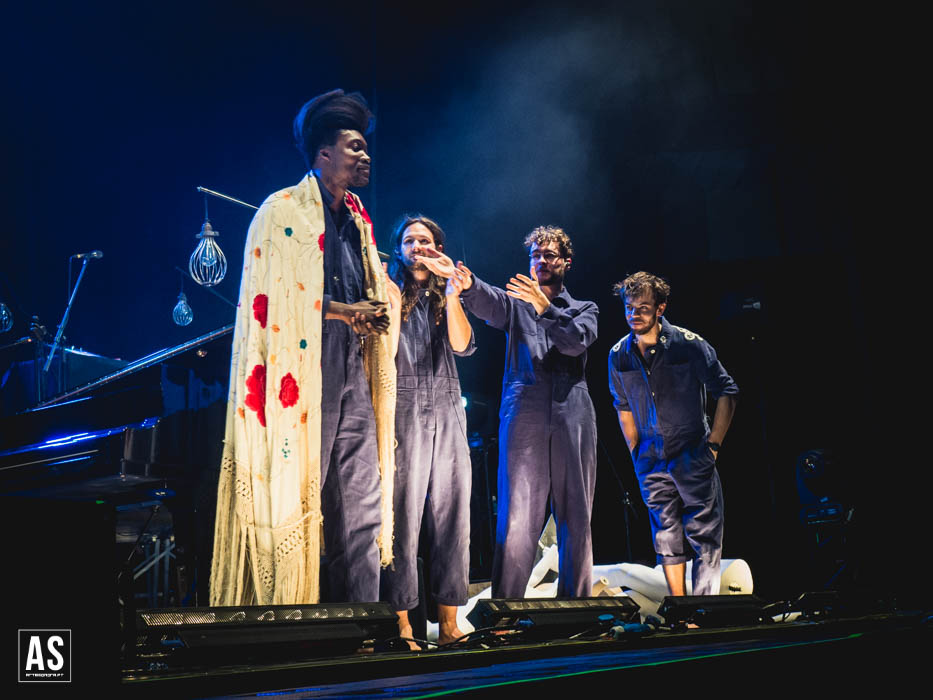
[1,325,233,452]
[37,324,233,408]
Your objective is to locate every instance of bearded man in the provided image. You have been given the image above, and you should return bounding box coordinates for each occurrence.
[211,90,400,606]
[422,226,598,599]
[608,272,737,596]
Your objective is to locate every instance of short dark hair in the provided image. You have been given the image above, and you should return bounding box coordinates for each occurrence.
[293,89,374,169]
[613,271,671,306]
[388,215,448,325]
[523,225,574,259]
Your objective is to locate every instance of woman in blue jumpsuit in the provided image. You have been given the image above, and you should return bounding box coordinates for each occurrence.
[382,216,475,646]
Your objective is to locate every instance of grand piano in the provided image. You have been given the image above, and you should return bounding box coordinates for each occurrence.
[0,325,234,608]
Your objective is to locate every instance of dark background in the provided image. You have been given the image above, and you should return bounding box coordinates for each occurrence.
[1,2,902,601]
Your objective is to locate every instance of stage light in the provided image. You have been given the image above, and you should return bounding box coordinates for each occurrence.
[462,392,490,433]
[657,594,766,628]
[173,292,194,327]
[133,603,399,664]
[0,302,12,333]
[188,193,227,287]
[467,597,640,639]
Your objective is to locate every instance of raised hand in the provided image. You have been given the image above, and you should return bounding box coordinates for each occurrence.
[445,261,472,296]
[505,264,549,315]
[413,246,458,279]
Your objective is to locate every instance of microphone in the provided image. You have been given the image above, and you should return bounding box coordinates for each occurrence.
[73,250,103,260]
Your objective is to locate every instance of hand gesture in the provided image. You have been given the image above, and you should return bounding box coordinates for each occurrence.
[445,261,472,296]
[345,300,390,335]
[506,265,549,315]
[455,261,474,291]
[413,246,458,279]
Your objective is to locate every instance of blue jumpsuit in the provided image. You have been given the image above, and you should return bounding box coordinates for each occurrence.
[318,179,382,603]
[381,294,475,612]
[461,277,598,598]
[608,317,738,595]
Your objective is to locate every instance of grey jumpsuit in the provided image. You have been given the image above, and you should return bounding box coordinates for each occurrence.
[461,276,598,599]
[381,293,475,611]
[319,178,382,603]
[608,317,738,595]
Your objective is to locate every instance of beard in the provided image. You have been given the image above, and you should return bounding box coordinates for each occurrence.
[536,268,563,288]
[628,315,659,335]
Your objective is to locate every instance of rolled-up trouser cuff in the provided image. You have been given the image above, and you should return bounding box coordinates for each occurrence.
[658,554,689,565]
[434,594,469,608]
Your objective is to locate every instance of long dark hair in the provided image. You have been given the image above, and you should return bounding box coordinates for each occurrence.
[388,215,448,326]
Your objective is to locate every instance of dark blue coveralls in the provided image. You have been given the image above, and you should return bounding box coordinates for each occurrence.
[461,276,598,598]
[381,294,475,612]
[318,177,382,603]
[608,317,738,595]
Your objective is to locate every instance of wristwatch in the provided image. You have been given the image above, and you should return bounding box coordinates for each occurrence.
[706,441,721,453]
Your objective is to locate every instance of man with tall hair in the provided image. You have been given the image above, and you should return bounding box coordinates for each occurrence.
[211,89,400,606]
[382,215,474,647]
[421,226,598,599]
[608,272,737,596]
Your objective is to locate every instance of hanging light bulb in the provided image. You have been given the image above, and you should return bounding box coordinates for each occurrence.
[173,291,194,326]
[189,220,227,287]
[189,194,227,287]
[0,302,12,333]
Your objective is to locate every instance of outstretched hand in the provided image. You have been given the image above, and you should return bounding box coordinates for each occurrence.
[413,246,458,279]
[506,264,549,315]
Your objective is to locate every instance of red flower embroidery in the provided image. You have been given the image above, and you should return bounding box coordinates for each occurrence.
[244,364,267,427]
[318,232,325,251]
[344,194,375,243]
[252,294,268,329]
[279,373,299,408]
[358,202,373,226]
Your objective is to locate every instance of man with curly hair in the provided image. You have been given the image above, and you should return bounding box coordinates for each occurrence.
[382,215,474,647]
[421,225,598,598]
[608,272,737,596]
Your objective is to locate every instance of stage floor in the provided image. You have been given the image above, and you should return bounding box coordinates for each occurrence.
[123,611,928,698]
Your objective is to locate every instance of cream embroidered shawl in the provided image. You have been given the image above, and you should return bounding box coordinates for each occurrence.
[210,175,396,606]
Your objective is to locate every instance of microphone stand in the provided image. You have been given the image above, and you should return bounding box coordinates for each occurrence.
[597,436,638,563]
[42,257,91,397]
